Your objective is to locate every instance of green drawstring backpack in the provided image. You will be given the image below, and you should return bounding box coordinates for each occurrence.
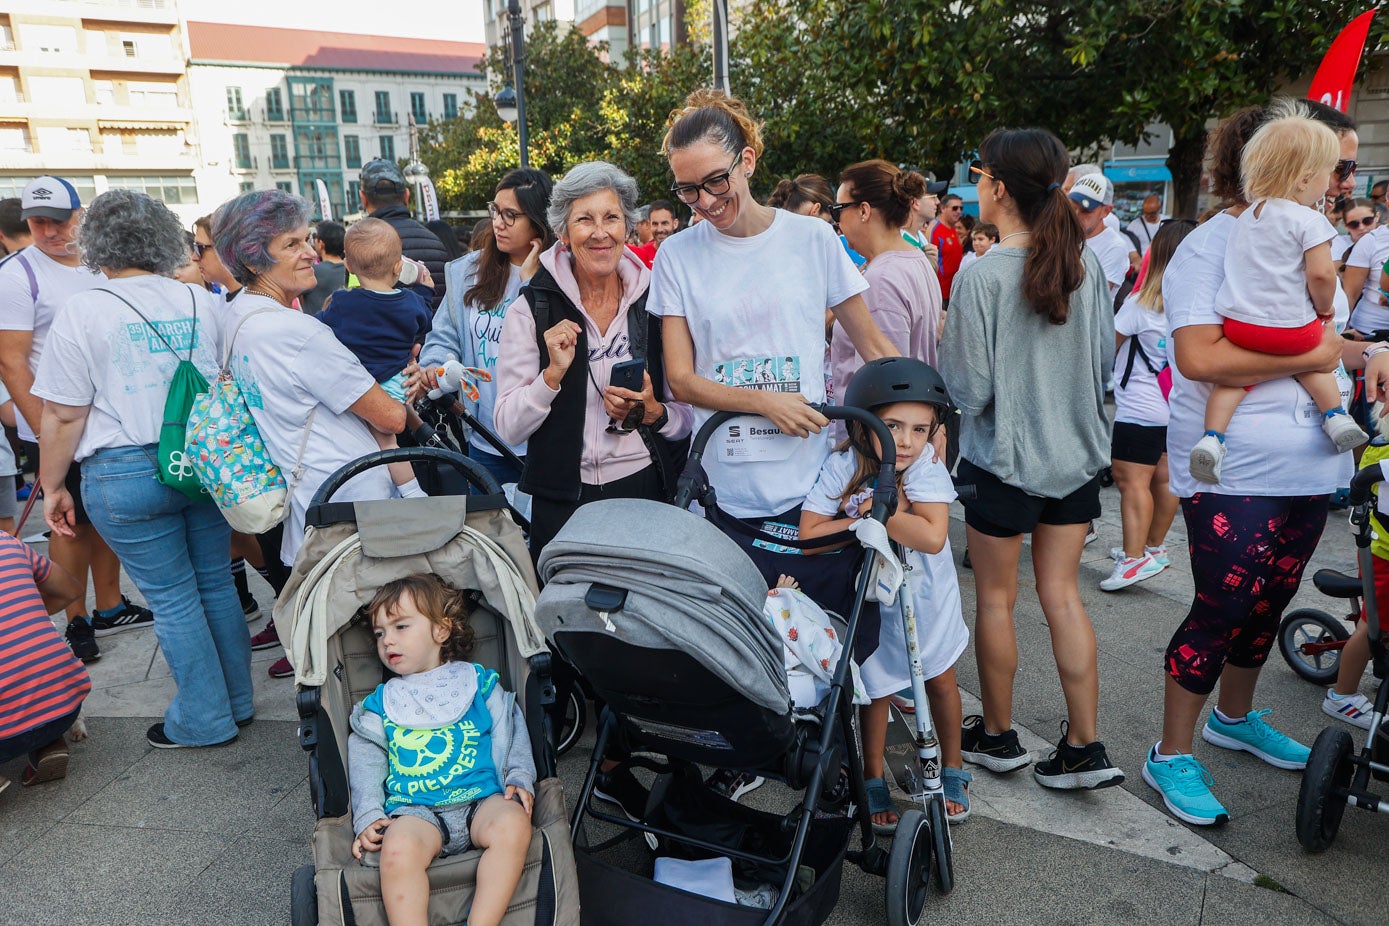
[96,287,210,500]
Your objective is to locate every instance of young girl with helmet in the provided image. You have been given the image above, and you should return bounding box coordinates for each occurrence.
[799,357,971,830]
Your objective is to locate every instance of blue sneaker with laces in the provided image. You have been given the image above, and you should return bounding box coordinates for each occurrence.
[1201,708,1310,770]
[1141,748,1229,826]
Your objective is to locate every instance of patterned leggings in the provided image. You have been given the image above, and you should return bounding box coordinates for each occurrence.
[1165,493,1328,696]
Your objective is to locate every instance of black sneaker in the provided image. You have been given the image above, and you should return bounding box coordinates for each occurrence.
[960,714,1031,773]
[592,766,649,821]
[146,723,237,749]
[1034,727,1125,790]
[65,617,100,663]
[706,768,766,802]
[91,597,154,636]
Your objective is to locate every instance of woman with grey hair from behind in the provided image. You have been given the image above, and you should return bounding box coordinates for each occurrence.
[32,188,254,748]
[209,189,411,581]
[494,160,693,561]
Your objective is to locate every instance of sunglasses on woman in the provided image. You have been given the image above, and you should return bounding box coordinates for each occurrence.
[826,201,865,223]
[1346,216,1377,230]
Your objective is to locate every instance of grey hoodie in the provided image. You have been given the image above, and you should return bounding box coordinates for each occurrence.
[347,661,536,836]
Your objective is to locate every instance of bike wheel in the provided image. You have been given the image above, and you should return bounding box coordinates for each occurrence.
[1295,727,1354,852]
[1278,609,1350,685]
[885,809,930,926]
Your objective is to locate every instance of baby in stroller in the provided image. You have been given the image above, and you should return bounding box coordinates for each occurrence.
[348,574,536,926]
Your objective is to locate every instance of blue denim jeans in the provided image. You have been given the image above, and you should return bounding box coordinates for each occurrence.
[82,445,252,745]
[468,446,524,492]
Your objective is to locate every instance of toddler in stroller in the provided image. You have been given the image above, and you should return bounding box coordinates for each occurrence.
[348,574,536,926]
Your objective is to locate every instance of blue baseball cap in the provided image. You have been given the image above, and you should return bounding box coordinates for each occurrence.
[22,176,81,220]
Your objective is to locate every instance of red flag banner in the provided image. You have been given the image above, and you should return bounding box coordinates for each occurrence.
[1308,9,1377,112]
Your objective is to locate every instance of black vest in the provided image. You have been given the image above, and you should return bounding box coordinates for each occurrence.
[517,266,687,502]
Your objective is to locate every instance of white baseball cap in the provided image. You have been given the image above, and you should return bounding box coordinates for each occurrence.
[21,176,82,221]
[1068,173,1113,211]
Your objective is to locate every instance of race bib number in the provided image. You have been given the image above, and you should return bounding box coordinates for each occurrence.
[712,354,805,462]
[1295,365,1354,425]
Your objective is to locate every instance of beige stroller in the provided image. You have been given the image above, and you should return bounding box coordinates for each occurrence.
[279,448,580,925]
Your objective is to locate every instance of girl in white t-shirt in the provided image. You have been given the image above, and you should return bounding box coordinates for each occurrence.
[1191,113,1368,484]
[800,358,970,829]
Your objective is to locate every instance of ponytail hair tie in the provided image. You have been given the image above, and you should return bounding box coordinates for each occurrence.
[1046,181,1061,193]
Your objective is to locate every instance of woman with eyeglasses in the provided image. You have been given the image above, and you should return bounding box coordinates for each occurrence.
[412,169,555,488]
[648,89,895,592]
[938,128,1124,793]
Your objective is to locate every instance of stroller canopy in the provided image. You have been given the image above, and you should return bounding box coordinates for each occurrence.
[278,496,545,687]
[536,498,790,714]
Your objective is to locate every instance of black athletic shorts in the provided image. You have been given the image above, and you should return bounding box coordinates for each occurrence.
[1110,422,1168,467]
[957,457,1101,538]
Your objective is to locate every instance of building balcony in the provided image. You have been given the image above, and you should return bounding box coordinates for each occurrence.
[373,110,397,125]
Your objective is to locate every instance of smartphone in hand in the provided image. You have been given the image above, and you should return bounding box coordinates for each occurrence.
[609,358,645,393]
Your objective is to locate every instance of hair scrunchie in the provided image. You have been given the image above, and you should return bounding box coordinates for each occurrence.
[1046,181,1061,193]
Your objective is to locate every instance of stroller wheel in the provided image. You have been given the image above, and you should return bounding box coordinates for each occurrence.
[1278,609,1349,685]
[927,795,954,895]
[290,863,318,926]
[555,686,587,756]
[1296,727,1355,852]
[885,808,931,926]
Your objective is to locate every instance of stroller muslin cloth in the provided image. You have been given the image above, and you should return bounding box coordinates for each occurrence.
[763,588,869,707]
[654,856,736,903]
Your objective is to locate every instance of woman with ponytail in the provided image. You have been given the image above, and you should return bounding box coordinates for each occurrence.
[766,174,835,220]
[938,128,1124,791]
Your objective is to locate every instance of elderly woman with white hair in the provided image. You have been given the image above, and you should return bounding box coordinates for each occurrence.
[33,189,252,748]
[493,160,693,557]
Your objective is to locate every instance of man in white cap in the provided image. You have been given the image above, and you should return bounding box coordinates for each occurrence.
[1068,172,1138,296]
[0,176,149,663]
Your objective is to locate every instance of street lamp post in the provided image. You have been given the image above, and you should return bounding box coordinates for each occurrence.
[494,0,530,169]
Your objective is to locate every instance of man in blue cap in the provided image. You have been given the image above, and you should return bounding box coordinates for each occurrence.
[0,177,152,663]
[357,159,449,308]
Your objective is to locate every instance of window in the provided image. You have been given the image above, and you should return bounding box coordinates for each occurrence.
[266,88,284,121]
[0,76,20,104]
[226,86,245,120]
[128,81,180,108]
[346,180,361,206]
[28,76,86,106]
[270,134,289,169]
[0,127,31,153]
[289,77,335,123]
[294,128,339,169]
[232,133,252,169]
[93,79,115,106]
[276,181,293,192]
[239,181,254,193]
[442,93,458,121]
[108,175,198,204]
[26,25,76,55]
[340,89,357,123]
[122,40,137,57]
[37,127,92,154]
[0,25,13,51]
[374,91,392,123]
[410,92,427,123]
[379,135,395,160]
[343,134,361,169]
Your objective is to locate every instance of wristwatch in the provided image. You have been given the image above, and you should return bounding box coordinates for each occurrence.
[649,404,669,433]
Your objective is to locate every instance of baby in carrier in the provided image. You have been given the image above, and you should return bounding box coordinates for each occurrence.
[348,574,535,926]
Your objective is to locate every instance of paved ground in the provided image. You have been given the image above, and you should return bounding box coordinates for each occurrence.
[1,481,1385,925]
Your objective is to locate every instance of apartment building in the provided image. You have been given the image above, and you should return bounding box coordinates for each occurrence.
[573,0,688,57]
[188,23,485,220]
[483,0,575,51]
[0,0,199,219]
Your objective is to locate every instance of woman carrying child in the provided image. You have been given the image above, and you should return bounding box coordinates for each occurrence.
[800,358,970,829]
[349,574,535,926]
[1099,220,1194,592]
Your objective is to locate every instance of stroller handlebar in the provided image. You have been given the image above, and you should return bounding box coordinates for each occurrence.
[1349,460,1385,506]
[310,447,503,509]
[675,405,898,524]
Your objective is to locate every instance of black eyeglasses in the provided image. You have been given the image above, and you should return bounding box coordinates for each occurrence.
[670,155,742,205]
[826,201,865,223]
[487,201,524,227]
[1347,216,1377,229]
[1336,159,1358,182]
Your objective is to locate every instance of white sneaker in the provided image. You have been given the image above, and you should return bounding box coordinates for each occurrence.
[1189,434,1226,484]
[1146,545,1171,569]
[1084,522,1098,545]
[1100,553,1163,591]
[1322,690,1374,730]
[1322,412,1369,453]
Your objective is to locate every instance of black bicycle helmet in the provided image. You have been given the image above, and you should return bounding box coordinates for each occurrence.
[843,357,951,412]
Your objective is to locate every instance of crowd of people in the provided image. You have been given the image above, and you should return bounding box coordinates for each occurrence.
[2,88,1389,883]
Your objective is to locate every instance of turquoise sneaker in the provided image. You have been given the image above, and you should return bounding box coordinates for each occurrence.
[1201,708,1310,770]
[1141,749,1230,826]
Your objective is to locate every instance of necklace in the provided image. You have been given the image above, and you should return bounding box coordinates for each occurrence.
[245,288,286,306]
[998,231,1032,246]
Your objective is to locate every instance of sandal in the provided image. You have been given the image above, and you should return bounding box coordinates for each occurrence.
[865,777,899,834]
[942,767,972,824]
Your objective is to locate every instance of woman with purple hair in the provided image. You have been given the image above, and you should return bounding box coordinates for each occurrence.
[210,190,408,571]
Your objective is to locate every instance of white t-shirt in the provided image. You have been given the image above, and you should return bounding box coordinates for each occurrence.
[1086,227,1132,293]
[803,449,967,692]
[1103,213,1122,233]
[1346,225,1389,331]
[32,277,223,462]
[1112,294,1170,426]
[224,293,395,565]
[0,380,16,477]
[648,210,868,518]
[0,247,102,440]
[1216,198,1335,328]
[1164,211,1352,498]
[959,251,977,272]
[1332,233,1355,263]
[1126,215,1166,255]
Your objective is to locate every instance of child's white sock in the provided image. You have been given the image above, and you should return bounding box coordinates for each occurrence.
[396,478,427,499]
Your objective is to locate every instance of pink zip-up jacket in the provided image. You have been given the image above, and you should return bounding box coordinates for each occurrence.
[493,243,693,487]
